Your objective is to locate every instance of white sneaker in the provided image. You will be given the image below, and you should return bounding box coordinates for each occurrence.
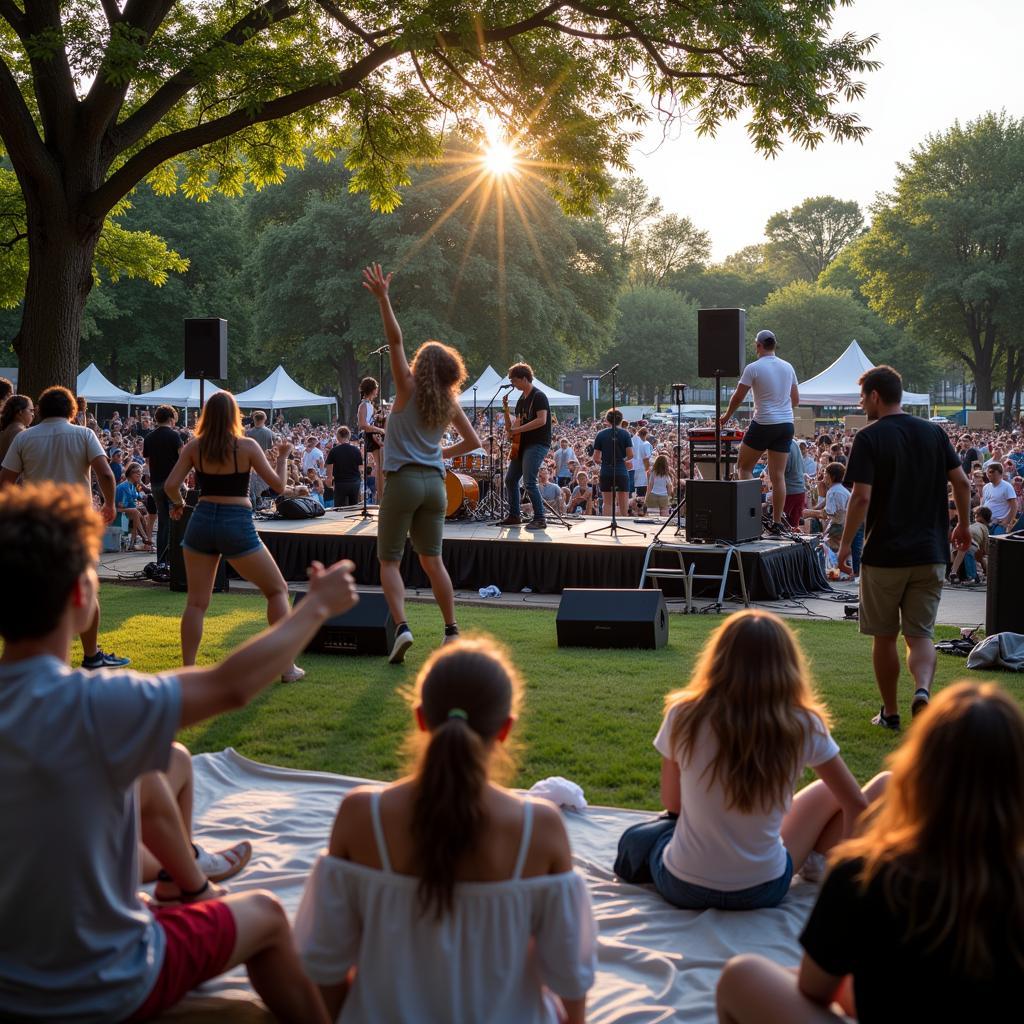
[195,840,253,882]
[389,628,414,665]
[799,850,828,883]
[280,665,306,684]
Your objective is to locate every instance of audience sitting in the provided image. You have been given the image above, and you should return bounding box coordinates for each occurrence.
[116,462,155,551]
[716,681,1024,1023]
[295,638,597,1023]
[0,482,357,1023]
[628,610,885,911]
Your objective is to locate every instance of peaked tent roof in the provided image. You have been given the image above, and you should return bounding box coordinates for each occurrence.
[76,363,137,404]
[134,372,224,408]
[457,365,580,410]
[232,365,335,409]
[798,340,929,406]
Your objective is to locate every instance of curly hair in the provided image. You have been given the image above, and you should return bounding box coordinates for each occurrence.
[410,341,467,431]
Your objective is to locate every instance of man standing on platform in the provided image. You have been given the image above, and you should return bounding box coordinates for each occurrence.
[500,363,551,531]
[719,329,799,533]
[838,366,971,731]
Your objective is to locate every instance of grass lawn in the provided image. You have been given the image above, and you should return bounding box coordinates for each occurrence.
[81,584,1017,810]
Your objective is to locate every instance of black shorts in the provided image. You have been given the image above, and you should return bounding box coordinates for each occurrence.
[600,471,629,493]
[742,420,795,454]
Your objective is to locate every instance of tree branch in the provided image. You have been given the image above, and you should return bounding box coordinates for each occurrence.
[22,1,79,151]
[0,1,26,35]
[0,56,60,194]
[99,0,123,27]
[0,230,26,250]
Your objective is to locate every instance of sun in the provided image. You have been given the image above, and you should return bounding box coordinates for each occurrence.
[482,136,519,177]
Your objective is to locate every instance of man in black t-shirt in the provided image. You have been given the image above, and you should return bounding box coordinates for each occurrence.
[500,362,551,530]
[839,366,970,730]
[325,426,363,507]
[143,405,183,563]
[592,408,634,517]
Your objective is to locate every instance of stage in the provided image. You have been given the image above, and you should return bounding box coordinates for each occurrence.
[253,511,830,602]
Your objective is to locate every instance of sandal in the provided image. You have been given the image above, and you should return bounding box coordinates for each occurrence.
[194,839,253,883]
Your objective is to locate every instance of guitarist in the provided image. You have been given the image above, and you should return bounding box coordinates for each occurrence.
[500,362,551,530]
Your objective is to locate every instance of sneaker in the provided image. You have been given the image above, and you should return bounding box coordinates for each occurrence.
[765,521,786,537]
[525,519,547,531]
[497,515,523,526]
[871,706,901,731]
[82,649,131,670]
[799,850,828,883]
[442,630,461,646]
[389,628,414,665]
[195,840,253,883]
[280,665,306,684]
[911,688,930,718]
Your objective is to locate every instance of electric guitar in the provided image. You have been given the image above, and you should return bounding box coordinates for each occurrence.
[502,393,521,461]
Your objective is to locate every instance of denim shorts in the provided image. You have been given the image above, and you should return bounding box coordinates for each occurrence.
[182,501,262,559]
[649,830,794,910]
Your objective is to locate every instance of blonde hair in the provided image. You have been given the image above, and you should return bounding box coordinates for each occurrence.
[410,341,467,431]
[665,609,830,813]
[195,391,243,465]
[837,682,1024,977]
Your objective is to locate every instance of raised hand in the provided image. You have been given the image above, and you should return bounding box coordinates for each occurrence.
[306,559,359,619]
[362,263,392,301]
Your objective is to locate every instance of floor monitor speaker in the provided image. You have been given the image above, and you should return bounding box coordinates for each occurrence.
[986,534,1024,635]
[168,508,229,593]
[293,590,396,655]
[697,308,745,378]
[184,318,228,380]
[556,589,668,649]
[685,478,761,544]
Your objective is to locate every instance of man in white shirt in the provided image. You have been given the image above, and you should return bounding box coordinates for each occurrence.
[301,435,326,478]
[982,462,1018,534]
[631,426,653,498]
[719,329,799,532]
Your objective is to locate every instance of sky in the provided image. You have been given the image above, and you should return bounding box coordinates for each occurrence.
[630,0,1024,260]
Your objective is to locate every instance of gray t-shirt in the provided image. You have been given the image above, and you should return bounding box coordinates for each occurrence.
[784,439,806,495]
[245,425,275,452]
[2,418,105,492]
[0,656,181,1022]
[383,398,445,475]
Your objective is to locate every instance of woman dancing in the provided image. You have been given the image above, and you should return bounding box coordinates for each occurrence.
[362,263,481,664]
[165,391,304,681]
[295,638,597,1022]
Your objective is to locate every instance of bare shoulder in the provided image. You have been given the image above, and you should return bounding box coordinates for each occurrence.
[327,785,376,857]
[523,795,573,875]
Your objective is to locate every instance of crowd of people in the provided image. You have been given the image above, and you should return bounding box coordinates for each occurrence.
[2,307,1024,1021]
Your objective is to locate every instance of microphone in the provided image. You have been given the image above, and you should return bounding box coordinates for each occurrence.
[370,345,389,355]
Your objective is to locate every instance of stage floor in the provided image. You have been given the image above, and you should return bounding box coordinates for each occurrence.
[254,511,829,601]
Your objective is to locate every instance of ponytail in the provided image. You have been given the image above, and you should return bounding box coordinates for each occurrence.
[407,638,521,918]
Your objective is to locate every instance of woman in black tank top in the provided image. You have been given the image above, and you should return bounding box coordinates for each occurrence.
[164,392,304,681]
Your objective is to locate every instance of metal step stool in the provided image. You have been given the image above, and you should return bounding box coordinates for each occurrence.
[639,541,749,613]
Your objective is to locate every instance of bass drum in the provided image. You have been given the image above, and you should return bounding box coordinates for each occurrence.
[445,470,480,519]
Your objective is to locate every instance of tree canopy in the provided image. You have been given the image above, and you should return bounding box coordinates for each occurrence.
[0,1,878,398]
[764,195,864,281]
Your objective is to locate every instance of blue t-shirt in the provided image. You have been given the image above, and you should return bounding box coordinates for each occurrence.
[111,461,124,483]
[0,657,181,1022]
[115,480,140,509]
[593,427,632,473]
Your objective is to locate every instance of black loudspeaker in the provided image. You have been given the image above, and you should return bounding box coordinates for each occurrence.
[556,589,668,649]
[685,478,761,544]
[293,590,396,655]
[986,534,1024,635]
[168,508,229,593]
[698,308,746,378]
[184,318,228,379]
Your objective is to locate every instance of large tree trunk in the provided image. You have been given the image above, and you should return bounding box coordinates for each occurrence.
[332,343,360,426]
[1003,347,1024,428]
[12,204,100,400]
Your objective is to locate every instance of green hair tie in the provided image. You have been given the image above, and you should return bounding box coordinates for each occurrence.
[447,708,469,720]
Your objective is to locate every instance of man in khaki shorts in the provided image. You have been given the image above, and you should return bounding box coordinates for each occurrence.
[838,366,971,730]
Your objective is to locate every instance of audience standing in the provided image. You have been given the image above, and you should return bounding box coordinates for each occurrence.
[143,405,183,564]
[0,394,33,463]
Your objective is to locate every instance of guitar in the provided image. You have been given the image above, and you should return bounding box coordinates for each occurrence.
[502,393,521,461]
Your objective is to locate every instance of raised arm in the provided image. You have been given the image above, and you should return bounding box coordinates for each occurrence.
[441,405,483,460]
[362,264,413,403]
[245,437,291,493]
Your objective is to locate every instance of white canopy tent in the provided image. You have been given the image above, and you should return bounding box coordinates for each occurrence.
[457,365,580,415]
[798,340,930,409]
[76,363,137,406]
[134,372,224,409]
[232,366,337,417]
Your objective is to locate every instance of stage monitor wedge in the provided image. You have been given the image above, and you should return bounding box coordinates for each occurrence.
[986,534,1024,635]
[184,318,228,380]
[293,590,396,656]
[685,479,761,544]
[556,589,668,649]
[697,308,745,378]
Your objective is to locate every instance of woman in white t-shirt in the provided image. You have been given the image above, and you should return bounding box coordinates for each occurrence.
[644,453,674,516]
[648,610,886,910]
[295,638,597,1022]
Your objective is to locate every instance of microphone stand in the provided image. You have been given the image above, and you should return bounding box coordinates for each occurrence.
[481,384,513,520]
[586,364,644,539]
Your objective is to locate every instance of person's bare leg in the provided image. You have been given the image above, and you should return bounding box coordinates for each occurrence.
[736,443,761,480]
[871,634,901,716]
[617,490,629,516]
[222,891,331,1024]
[181,549,221,665]
[380,559,406,624]
[228,546,291,628]
[138,772,206,893]
[765,449,788,524]
[418,553,455,625]
[164,741,194,837]
[904,634,937,697]
[80,604,100,659]
[717,955,844,1024]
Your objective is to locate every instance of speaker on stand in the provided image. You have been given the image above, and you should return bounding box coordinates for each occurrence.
[184,318,228,407]
[697,309,746,480]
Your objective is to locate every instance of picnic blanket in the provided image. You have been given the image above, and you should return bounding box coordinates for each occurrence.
[160,749,820,1023]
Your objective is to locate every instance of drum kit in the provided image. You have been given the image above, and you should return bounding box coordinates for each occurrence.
[444,447,491,520]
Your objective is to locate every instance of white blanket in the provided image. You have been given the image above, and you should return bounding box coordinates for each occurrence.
[178,749,818,1023]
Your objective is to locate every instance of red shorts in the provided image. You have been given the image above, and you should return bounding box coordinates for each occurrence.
[125,900,236,1022]
[783,491,806,527]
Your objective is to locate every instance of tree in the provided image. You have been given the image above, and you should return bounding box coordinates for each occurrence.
[605,287,698,402]
[764,195,864,281]
[249,152,623,422]
[597,176,662,256]
[851,112,1024,415]
[670,263,781,311]
[630,213,710,289]
[0,2,878,398]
